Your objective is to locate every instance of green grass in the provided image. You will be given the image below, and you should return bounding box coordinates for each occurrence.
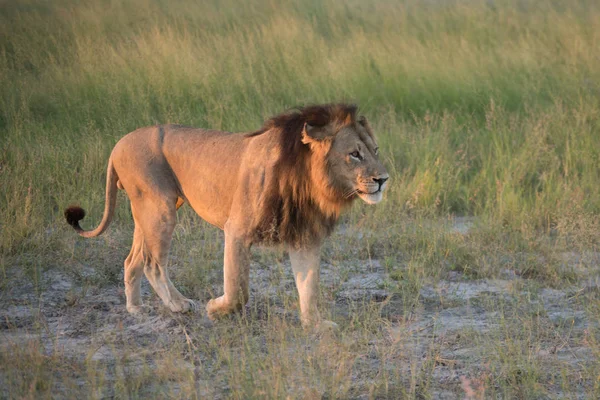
[1,0,600,398]
[2,0,600,252]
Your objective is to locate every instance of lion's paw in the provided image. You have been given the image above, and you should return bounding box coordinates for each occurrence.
[315,319,339,333]
[126,304,152,315]
[302,319,339,334]
[168,298,197,313]
[205,297,223,320]
[205,296,239,320]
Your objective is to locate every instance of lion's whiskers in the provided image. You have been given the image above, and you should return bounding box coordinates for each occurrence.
[344,189,358,199]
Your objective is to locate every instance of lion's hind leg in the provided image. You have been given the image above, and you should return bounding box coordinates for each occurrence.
[124,226,146,314]
[128,197,196,314]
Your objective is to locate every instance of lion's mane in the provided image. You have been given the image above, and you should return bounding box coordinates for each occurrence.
[247,104,358,246]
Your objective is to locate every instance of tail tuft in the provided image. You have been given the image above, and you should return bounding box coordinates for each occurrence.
[65,206,86,229]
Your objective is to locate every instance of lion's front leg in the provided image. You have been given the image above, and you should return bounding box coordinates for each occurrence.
[289,245,338,331]
[206,229,250,319]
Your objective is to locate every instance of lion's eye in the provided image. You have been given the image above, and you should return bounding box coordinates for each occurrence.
[374,147,379,155]
[350,151,362,160]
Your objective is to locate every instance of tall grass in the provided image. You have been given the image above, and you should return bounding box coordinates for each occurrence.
[2,0,599,255]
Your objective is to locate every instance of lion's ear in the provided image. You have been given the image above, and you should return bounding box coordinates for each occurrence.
[358,115,370,128]
[357,115,375,137]
[302,122,334,144]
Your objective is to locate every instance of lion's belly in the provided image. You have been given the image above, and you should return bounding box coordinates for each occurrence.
[183,193,230,230]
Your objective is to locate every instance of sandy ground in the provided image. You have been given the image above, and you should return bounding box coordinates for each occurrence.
[1,220,599,398]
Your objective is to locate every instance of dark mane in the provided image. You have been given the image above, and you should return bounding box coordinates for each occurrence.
[247,103,358,246]
[248,103,358,137]
[247,103,357,160]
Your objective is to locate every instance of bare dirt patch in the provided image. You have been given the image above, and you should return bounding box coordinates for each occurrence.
[1,222,599,398]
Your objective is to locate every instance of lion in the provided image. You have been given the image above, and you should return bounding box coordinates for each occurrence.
[65,104,389,330]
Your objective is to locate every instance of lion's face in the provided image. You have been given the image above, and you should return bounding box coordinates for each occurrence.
[303,116,389,205]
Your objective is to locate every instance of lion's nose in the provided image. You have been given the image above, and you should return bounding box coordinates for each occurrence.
[373,176,388,188]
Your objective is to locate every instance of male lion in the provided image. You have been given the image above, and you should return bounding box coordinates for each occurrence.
[65,104,389,330]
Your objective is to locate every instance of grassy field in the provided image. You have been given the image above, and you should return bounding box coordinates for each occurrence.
[1,0,600,398]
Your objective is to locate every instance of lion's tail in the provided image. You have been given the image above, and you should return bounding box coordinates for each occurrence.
[65,155,119,238]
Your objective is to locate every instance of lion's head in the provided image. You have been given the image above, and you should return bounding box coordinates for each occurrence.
[248,104,389,245]
[300,106,389,206]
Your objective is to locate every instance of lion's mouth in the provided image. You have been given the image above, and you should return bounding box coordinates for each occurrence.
[357,189,380,195]
[356,188,384,205]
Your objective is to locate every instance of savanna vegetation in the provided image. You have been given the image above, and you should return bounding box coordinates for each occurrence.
[1,0,599,398]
